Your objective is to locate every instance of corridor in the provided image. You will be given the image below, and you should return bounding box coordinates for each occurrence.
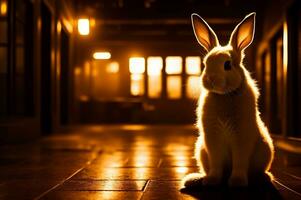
[0,125,300,199]
[1,0,301,199]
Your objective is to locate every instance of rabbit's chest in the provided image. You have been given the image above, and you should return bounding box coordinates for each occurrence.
[216,118,234,135]
[202,96,239,136]
[203,98,238,120]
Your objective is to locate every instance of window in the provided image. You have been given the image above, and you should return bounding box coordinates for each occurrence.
[0,0,7,116]
[129,57,145,74]
[92,60,120,99]
[186,56,201,75]
[147,57,162,98]
[127,55,201,99]
[166,56,182,99]
[187,76,201,99]
[264,51,271,124]
[129,57,145,96]
[275,35,284,134]
[167,76,181,99]
[106,61,119,74]
[131,74,144,96]
[166,56,182,74]
[186,57,201,99]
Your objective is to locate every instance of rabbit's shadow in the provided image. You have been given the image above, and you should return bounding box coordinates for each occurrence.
[180,181,283,200]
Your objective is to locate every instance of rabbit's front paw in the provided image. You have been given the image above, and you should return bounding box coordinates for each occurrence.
[202,175,222,186]
[228,174,248,187]
[182,173,203,188]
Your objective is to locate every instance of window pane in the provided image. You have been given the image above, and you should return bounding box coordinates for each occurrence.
[106,61,119,73]
[92,60,120,99]
[186,56,201,75]
[15,0,26,20]
[167,76,181,99]
[147,57,162,98]
[166,56,182,74]
[0,47,7,73]
[129,57,145,74]
[16,47,24,73]
[147,57,162,75]
[131,74,144,96]
[264,52,271,114]
[148,76,161,98]
[0,47,6,116]
[187,76,201,99]
[0,21,7,43]
[16,21,24,45]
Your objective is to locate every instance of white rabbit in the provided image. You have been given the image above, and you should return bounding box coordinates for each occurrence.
[183,12,274,187]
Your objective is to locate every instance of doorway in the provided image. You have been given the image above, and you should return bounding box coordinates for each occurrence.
[40,2,52,134]
[60,28,70,125]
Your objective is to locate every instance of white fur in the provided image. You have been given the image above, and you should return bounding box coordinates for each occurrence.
[183,13,274,188]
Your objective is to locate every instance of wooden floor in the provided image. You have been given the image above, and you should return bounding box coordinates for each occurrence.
[0,125,300,200]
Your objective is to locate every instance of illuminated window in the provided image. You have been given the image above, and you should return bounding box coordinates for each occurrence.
[147,57,162,98]
[187,76,201,99]
[106,62,119,73]
[131,74,144,96]
[74,67,81,76]
[130,57,145,96]
[129,57,145,74]
[186,57,201,75]
[147,57,163,75]
[167,76,181,99]
[148,76,161,98]
[84,61,91,77]
[166,56,182,74]
[78,19,90,35]
[185,56,201,99]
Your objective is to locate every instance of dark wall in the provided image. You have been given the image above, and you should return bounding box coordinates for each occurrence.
[0,0,76,141]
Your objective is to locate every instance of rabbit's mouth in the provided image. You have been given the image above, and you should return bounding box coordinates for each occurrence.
[202,77,227,94]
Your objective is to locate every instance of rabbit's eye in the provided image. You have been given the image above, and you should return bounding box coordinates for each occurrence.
[224,60,231,71]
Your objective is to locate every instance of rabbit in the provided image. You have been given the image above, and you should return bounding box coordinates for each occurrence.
[182,12,274,187]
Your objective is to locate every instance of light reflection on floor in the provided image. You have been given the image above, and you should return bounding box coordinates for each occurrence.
[0,125,299,199]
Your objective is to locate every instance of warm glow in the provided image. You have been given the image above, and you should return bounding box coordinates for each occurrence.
[147,57,163,75]
[0,1,7,16]
[78,18,90,35]
[129,57,145,74]
[148,76,161,98]
[147,57,162,98]
[79,95,89,102]
[131,74,144,96]
[93,52,111,60]
[167,76,181,99]
[84,62,90,77]
[74,67,81,76]
[283,21,288,78]
[106,62,119,73]
[57,22,62,32]
[175,167,188,174]
[187,76,201,99]
[186,57,201,75]
[90,18,96,27]
[92,67,98,77]
[166,56,182,74]
[63,18,73,33]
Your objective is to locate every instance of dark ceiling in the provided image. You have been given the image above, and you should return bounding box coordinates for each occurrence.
[74,0,267,48]
[74,0,266,19]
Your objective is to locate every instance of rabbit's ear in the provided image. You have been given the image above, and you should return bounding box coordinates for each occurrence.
[191,14,219,52]
[229,12,256,52]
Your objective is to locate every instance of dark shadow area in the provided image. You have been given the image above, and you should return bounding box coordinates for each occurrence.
[181,181,283,200]
[40,2,52,134]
